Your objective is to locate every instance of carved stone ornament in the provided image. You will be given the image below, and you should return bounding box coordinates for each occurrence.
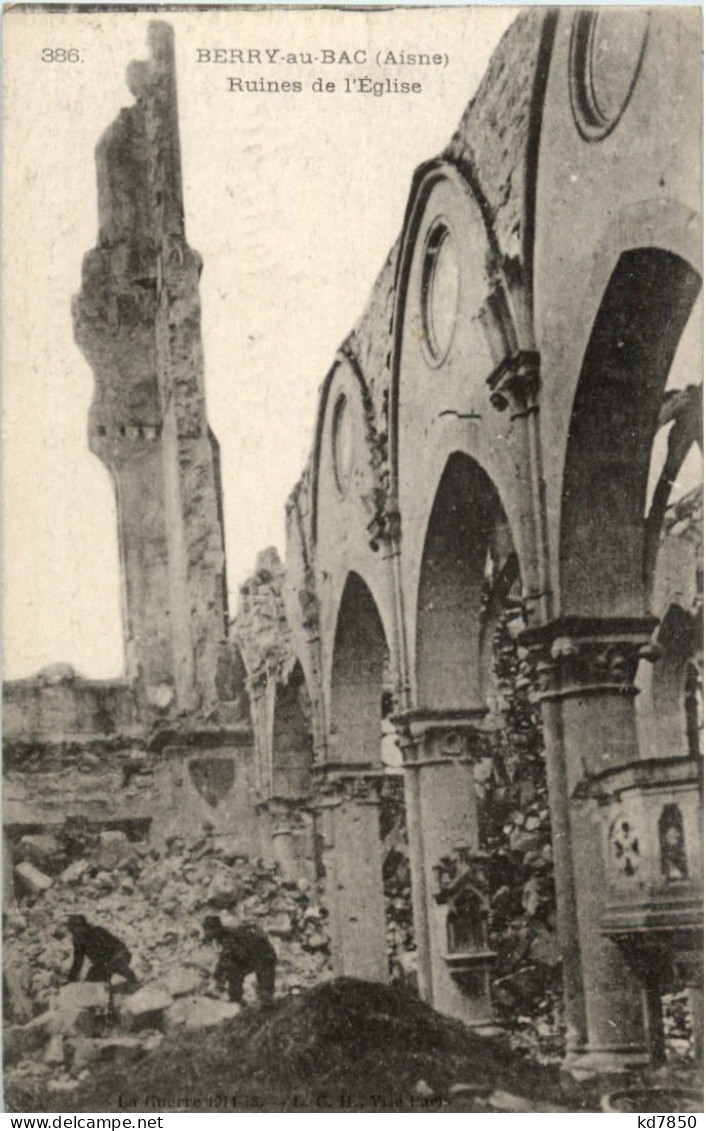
[609,814,640,879]
[517,618,658,701]
[433,847,491,906]
[311,769,384,806]
[659,804,689,882]
[486,350,541,418]
[188,757,235,808]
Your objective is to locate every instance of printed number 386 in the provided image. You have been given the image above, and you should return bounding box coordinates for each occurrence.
[41,48,82,62]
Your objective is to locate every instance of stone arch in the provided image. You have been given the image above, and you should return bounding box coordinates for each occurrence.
[645,383,702,597]
[310,353,378,548]
[272,661,313,798]
[330,571,388,765]
[649,604,700,759]
[416,451,520,712]
[653,604,697,711]
[389,160,500,498]
[559,247,702,617]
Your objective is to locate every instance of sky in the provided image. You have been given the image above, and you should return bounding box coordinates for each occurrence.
[3,6,517,678]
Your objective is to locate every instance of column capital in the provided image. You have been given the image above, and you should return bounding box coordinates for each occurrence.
[518,616,659,701]
[309,764,387,807]
[390,707,494,768]
[257,795,311,835]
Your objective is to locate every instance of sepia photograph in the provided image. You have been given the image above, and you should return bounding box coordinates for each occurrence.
[1,3,703,1115]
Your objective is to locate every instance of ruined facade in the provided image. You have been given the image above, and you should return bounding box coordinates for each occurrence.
[4,24,258,899]
[4,11,703,1077]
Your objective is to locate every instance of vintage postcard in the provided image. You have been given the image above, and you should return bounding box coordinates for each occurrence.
[2,2,702,1116]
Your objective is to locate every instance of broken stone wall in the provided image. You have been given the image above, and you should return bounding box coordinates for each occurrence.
[3,672,139,745]
[74,22,229,717]
[282,11,555,667]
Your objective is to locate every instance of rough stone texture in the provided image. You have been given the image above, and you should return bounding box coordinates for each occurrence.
[284,11,552,540]
[164,996,241,1031]
[3,675,139,744]
[4,11,702,1087]
[233,548,294,690]
[4,830,333,1097]
[73,21,229,716]
[14,863,53,896]
[444,9,550,274]
[4,24,254,874]
[342,243,399,493]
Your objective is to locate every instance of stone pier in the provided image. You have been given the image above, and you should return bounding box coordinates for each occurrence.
[312,768,388,982]
[395,710,495,1029]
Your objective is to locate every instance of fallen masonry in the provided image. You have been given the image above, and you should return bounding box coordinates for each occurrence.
[4,829,332,1100]
[7,977,588,1113]
[9,977,703,1114]
[3,7,703,1100]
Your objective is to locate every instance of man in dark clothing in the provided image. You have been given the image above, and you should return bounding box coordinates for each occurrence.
[66,914,138,986]
[202,915,276,1004]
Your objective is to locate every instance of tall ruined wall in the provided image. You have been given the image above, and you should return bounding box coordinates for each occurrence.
[4,24,254,869]
[74,22,229,717]
[283,10,553,690]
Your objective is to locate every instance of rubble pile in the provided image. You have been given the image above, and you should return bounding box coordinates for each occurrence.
[8,978,590,1113]
[380,783,416,984]
[5,827,332,1098]
[663,990,695,1059]
[383,851,415,984]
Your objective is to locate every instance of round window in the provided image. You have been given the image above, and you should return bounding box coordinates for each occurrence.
[569,10,649,141]
[421,220,459,364]
[332,394,353,494]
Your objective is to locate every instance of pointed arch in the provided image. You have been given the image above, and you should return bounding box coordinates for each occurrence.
[272,661,313,798]
[559,247,701,617]
[416,452,519,711]
[330,572,388,765]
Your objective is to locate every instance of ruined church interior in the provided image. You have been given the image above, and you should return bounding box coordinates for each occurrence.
[3,6,703,1113]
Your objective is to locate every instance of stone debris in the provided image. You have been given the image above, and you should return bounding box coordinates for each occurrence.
[95,831,133,870]
[67,1034,163,1072]
[46,982,111,1038]
[43,1034,65,1065]
[17,835,62,872]
[120,985,173,1031]
[489,1090,552,1113]
[165,996,241,1031]
[161,967,203,998]
[4,828,332,1092]
[15,862,54,896]
[61,860,90,885]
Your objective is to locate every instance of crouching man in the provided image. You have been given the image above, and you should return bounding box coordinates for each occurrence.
[202,915,276,1004]
[65,914,138,987]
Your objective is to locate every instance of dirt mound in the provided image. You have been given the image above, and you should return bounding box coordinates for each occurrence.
[7,979,590,1113]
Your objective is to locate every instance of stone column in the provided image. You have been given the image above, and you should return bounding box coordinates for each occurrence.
[520,617,657,1074]
[312,768,387,982]
[394,709,496,1029]
[266,798,315,885]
